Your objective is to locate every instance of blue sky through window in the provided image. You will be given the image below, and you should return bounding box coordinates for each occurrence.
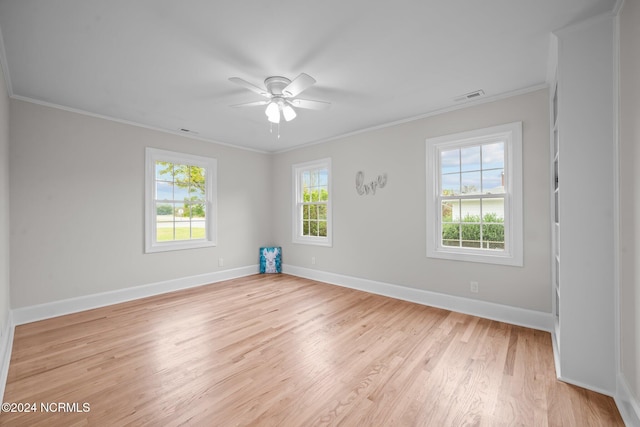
[440,142,504,195]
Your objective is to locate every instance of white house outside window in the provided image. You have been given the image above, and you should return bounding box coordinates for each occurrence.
[426,122,523,266]
[292,158,332,246]
[145,148,217,253]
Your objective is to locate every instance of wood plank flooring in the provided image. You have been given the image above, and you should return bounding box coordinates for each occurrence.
[1,274,623,426]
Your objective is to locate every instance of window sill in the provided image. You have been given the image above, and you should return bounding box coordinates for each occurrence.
[145,240,216,254]
[292,237,332,247]
[427,246,523,267]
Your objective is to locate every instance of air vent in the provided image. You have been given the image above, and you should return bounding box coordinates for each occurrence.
[454,90,485,102]
[178,128,199,135]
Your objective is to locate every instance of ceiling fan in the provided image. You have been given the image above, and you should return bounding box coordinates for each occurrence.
[229,73,330,125]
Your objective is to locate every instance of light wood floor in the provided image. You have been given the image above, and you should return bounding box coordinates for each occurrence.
[1,274,623,426]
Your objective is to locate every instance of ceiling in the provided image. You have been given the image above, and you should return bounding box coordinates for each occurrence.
[0,0,617,153]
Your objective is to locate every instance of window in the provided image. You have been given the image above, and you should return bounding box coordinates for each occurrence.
[145,148,217,253]
[426,122,523,266]
[292,158,332,246]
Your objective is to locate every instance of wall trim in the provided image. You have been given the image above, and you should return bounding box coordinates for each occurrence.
[283,264,554,332]
[274,84,549,154]
[556,373,618,398]
[0,311,13,401]
[552,331,625,400]
[12,265,258,326]
[616,373,640,427]
[10,95,269,154]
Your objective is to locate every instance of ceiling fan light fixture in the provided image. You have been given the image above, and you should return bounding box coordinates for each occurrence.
[267,111,280,124]
[282,104,297,122]
[265,101,280,123]
[265,101,278,117]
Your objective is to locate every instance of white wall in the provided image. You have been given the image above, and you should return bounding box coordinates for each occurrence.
[273,89,551,312]
[0,64,10,338]
[619,0,640,409]
[553,12,617,395]
[9,100,273,308]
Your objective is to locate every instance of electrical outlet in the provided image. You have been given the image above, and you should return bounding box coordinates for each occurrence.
[219,258,224,267]
[470,281,479,293]
[311,257,316,265]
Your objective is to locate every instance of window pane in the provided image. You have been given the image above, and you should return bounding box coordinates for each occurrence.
[461,223,481,248]
[319,186,328,201]
[303,220,310,236]
[309,221,318,236]
[461,146,481,172]
[318,221,327,237]
[188,185,203,199]
[174,184,189,201]
[156,182,173,200]
[302,171,310,190]
[174,221,190,240]
[483,224,504,249]
[174,205,189,219]
[441,173,460,196]
[482,198,504,222]
[174,164,189,185]
[442,223,460,247]
[156,203,174,221]
[482,142,504,170]
[441,149,460,174]
[461,171,481,194]
[318,204,327,220]
[157,222,174,242]
[461,199,481,222]
[309,205,318,220]
[191,220,206,239]
[441,201,456,222]
[156,161,174,180]
[319,170,328,186]
[482,169,505,194]
[190,166,205,184]
[186,202,206,219]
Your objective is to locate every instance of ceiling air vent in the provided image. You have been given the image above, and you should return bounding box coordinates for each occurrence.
[179,128,199,135]
[454,90,485,102]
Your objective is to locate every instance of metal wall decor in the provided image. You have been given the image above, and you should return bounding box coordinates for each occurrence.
[355,171,387,195]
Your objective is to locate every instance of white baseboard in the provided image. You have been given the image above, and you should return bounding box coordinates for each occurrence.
[551,329,562,378]
[616,374,640,427]
[555,373,618,398]
[0,312,14,401]
[12,265,258,326]
[283,264,554,332]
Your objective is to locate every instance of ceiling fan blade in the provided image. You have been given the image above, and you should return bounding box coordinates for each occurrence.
[230,100,270,108]
[289,98,331,110]
[282,73,316,97]
[229,77,271,98]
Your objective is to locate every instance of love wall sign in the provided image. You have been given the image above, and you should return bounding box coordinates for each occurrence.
[355,171,388,195]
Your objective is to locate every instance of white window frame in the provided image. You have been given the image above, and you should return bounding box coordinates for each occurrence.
[426,122,523,266]
[145,147,217,253]
[292,158,332,247]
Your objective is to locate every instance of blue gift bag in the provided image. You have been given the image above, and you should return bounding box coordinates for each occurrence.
[259,247,281,273]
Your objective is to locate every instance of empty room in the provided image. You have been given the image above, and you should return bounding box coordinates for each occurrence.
[0,0,638,425]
